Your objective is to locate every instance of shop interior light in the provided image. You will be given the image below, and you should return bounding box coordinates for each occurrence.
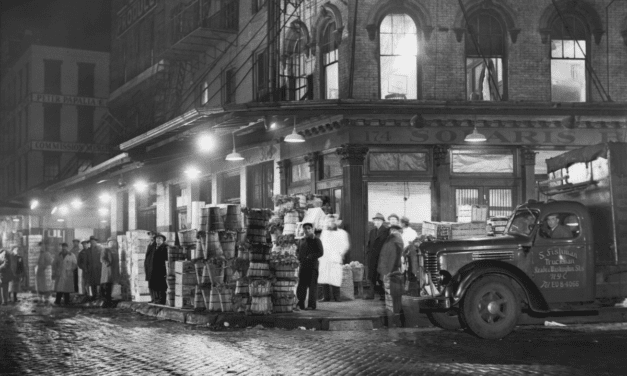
[134,180,149,193]
[71,199,83,209]
[51,206,58,215]
[100,219,108,223]
[98,208,109,216]
[197,133,215,153]
[284,116,305,143]
[99,193,111,203]
[59,205,69,215]
[12,217,20,222]
[184,166,201,179]
[225,132,244,161]
[464,125,487,143]
[57,218,65,222]
[30,199,39,210]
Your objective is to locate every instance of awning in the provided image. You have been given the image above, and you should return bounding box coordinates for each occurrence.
[546,143,609,173]
[45,153,132,192]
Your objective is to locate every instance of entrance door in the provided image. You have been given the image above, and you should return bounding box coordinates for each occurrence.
[247,161,275,209]
[455,187,513,220]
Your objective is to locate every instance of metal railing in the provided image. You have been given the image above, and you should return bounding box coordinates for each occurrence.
[169,0,239,47]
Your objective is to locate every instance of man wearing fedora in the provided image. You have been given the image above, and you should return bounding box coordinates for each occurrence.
[366,213,390,300]
[145,233,168,305]
[86,236,102,299]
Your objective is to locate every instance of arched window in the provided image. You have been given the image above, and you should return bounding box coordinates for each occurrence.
[285,25,310,101]
[320,21,339,99]
[379,13,419,99]
[550,14,588,102]
[465,12,506,101]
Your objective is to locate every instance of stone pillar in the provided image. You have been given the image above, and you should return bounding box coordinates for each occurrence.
[277,159,290,195]
[434,145,453,222]
[336,144,369,264]
[128,190,137,230]
[521,147,537,202]
[304,152,319,194]
[187,179,201,229]
[156,183,170,233]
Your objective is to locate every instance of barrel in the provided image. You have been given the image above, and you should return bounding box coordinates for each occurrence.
[219,231,237,259]
[249,296,273,315]
[201,207,210,230]
[208,207,225,231]
[194,288,205,309]
[236,230,247,244]
[195,237,205,259]
[246,228,266,244]
[204,262,225,284]
[207,286,232,312]
[273,264,299,280]
[205,231,223,258]
[250,244,270,262]
[247,262,270,278]
[194,261,205,285]
[235,280,249,295]
[272,292,295,313]
[232,293,250,313]
[283,211,299,224]
[273,279,297,293]
[224,204,243,231]
[249,279,272,296]
[282,223,297,236]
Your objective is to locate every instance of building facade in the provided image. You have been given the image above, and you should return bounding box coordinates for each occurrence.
[48,0,627,265]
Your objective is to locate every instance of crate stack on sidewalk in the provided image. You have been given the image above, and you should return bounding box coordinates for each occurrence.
[243,208,273,315]
[174,260,196,309]
[268,211,300,313]
[127,230,153,302]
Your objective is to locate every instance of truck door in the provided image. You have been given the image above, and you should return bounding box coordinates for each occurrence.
[531,211,593,303]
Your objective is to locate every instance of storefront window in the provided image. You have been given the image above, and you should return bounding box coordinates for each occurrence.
[320,153,342,179]
[368,182,431,228]
[369,152,427,171]
[291,162,310,183]
[452,150,513,174]
[222,173,240,203]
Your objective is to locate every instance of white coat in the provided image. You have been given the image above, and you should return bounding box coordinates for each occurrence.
[52,252,77,293]
[318,229,350,287]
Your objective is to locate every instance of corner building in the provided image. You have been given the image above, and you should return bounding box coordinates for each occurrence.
[51,0,627,266]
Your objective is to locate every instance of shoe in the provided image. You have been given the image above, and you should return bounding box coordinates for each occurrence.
[305,306,316,310]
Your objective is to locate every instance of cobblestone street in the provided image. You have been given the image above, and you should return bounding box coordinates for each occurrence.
[1,296,627,375]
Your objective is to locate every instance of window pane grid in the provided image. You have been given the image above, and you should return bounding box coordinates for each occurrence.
[379,13,418,100]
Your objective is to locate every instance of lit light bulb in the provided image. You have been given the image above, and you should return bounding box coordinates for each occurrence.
[59,205,69,215]
[71,199,83,209]
[99,193,111,203]
[134,181,148,193]
[98,208,109,216]
[184,166,201,180]
[30,200,39,210]
[197,133,215,153]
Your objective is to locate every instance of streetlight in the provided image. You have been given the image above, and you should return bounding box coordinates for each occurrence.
[71,199,83,209]
[284,116,305,143]
[197,133,215,153]
[99,193,111,203]
[30,199,39,210]
[134,180,149,193]
[59,205,69,215]
[184,166,201,180]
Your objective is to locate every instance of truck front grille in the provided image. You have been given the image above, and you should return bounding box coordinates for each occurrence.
[424,253,440,287]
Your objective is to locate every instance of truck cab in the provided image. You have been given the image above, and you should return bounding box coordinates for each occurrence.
[418,142,627,339]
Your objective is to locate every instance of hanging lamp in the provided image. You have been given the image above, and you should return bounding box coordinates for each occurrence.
[225,132,244,161]
[464,122,487,143]
[284,116,305,143]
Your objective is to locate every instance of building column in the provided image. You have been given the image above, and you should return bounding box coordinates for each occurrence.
[156,183,170,234]
[187,179,201,229]
[434,145,453,222]
[128,190,137,230]
[304,152,319,194]
[336,144,368,264]
[277,159,290,195]
[521,147,537,202]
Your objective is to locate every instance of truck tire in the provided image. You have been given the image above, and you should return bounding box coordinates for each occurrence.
[460,275,520,340]
[426,310,462,330]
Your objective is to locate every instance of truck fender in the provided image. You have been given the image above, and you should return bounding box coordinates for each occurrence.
[450,261,550,313]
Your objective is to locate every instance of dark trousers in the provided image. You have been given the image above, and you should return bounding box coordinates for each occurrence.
[296,266,318,309]
[0,282,9,304]
[55,292,70,305]
[322,284,340,302]
[367,251,384,295]
[150,289,166,305]
[89,284,100,298]
[101,283,113,301]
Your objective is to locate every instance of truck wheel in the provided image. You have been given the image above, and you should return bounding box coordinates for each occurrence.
[426,310,462,330]
[460,275,520,340]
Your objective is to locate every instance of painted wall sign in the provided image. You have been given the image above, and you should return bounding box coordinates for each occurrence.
[31,93,107,107]
[30,141,112,154]
[350,127,627,146]
[117,0,157,37]
[534,247,585,289]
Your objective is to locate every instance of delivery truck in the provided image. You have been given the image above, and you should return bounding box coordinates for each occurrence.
[417,142,627,339]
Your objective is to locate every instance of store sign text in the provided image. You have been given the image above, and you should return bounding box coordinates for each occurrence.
[30,141,112,154]
[359,129,625,146]
[31,93,107,107]
[117,0,157,37]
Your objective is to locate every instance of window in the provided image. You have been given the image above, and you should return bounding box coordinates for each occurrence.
[136,184,157,231]
[199,178,212,204]
[291,162,310,183]
[319,153,342,179]
[321,21,339,99]
[44,59,62,94]
[252,0,266,14]
[369,152,427,171]
[222,173,241,203]
[200,80,209,105]
[77,63,95,97]
[379,14,419,99]
[76,106,95,144]
[43,152,60,182]
[253,50,269,101]
[318,187,342,217]
[368,182,432,226]
[466,12,506,101]
[551,15,588,102]
[539,212,579,239]
[43,104,62,141]
[223,68,236,104]
[247,161,274,209]
[286,26,310,101]
[451,150,513,174]
[455,187,513,219]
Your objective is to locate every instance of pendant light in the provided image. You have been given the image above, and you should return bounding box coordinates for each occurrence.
[464,122,487,143]
[225,132,244,161]
[284,116,305,143]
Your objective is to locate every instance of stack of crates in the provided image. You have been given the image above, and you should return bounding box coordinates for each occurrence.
[174,261,196,309]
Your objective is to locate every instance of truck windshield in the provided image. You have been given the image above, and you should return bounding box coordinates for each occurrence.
[505,209,538,236]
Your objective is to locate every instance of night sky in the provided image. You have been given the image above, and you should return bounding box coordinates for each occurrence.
[0,0,111,52]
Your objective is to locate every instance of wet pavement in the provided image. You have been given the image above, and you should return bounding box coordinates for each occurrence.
[2,294,627,375]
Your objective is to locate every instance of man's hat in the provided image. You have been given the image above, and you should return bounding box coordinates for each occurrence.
[387,213,399,221]
[80,239,89,244]
[72,239,80,243]
[61,242,69,247]
[400,216,410,225]
[372,213,385,221]
[302,222,314,228]
[89,236,99,242]
[390,224,402,231]
[155,233,167,241]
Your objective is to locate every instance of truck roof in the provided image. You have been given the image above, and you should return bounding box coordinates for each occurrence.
[546,142,627,174]
[518,200,589,217]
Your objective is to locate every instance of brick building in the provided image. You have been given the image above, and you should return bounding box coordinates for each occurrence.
[49,0,627,265]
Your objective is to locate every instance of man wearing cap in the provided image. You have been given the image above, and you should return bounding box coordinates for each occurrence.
[366,213,390,300]
[77,239,91,297]
[70,239,81,294]
[52,243,77,305]
[296,222,324,310]
[87,236,103,299]
[145,233,168,305]
[378,225,405,325]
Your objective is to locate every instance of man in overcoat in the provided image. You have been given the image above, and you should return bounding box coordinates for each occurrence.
[145,233,167,305]
[77,240,91,297]
[87,236,102,299]
[52,243,77,305]
[378,225,405,325]
[296,223,324,310]
[366,213,390,300]
[69,239,81,293]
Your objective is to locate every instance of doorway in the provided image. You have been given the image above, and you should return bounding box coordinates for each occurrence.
[455,187,513,220]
